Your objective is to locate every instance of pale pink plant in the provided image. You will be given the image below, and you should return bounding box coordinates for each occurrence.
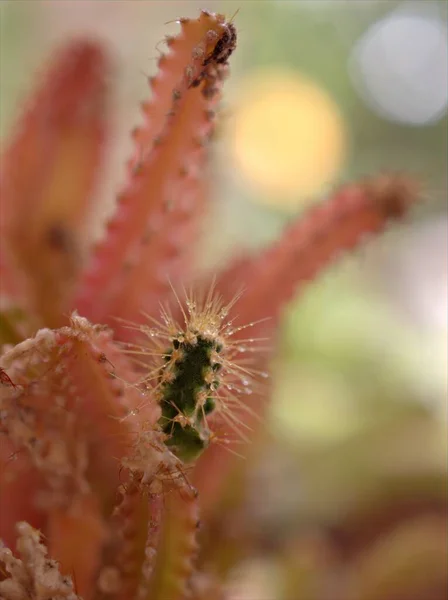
[0,10,420,600]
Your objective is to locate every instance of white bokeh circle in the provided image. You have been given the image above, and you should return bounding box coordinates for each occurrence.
[350,6,448,125]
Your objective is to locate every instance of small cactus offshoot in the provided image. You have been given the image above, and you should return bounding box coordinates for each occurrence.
[121,286,265,463]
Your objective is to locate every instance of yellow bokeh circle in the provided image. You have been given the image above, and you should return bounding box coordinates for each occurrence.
[230,69,347,209]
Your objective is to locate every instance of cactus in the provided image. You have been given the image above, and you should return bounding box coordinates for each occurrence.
[0,10,422,600]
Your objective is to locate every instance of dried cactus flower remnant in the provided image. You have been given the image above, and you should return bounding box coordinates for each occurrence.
[191,12,237,91]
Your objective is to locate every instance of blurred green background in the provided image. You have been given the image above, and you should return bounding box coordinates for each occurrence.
[1,1,447,597]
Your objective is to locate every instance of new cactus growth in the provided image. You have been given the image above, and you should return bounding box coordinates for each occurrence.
[123,286,262,463]
[0,9,422,600]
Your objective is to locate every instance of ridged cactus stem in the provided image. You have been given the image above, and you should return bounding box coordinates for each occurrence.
[74,11,237,329]
[146,486,200,600]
